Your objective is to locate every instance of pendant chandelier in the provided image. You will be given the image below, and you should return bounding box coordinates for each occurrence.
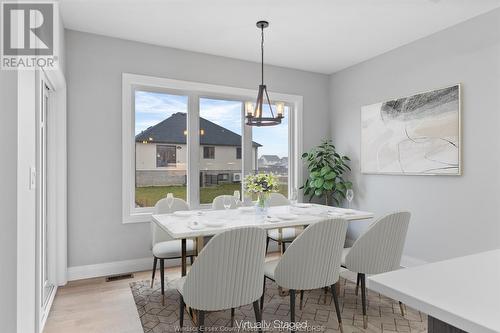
[245,20,285,126]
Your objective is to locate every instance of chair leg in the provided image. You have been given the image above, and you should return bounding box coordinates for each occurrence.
[253,300,262,333]
[160,259,165,306]
[324,286,328,304]
[179,295,185,328]
[260,277,266,310]
[265,237,270,253]
[150,257,158,288]
[355,273,360,296]
[331,283,344,333]
[230,308,235,327]
[360,273,367,329]
[198,310,205,333]
[290,289,296,332]
[281,242,286,253]
[299,290,304,310]
[399,301,405,316]
[190,255,194,266]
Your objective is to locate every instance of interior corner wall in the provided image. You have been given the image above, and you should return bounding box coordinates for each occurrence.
[65,30,330,268]
[329,9,500,263]
[0,71,18,333]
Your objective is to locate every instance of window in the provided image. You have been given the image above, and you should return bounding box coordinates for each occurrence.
[156,145,177,167]
[203,146,215,159]
[134,90,188,207]
[199,98,243,204]
[122,74,302,223]
[254,106,290,198]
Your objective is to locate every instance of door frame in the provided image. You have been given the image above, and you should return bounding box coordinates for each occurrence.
[17,67,67,333]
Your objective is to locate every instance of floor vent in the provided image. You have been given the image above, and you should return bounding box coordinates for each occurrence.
[105,273,134,282]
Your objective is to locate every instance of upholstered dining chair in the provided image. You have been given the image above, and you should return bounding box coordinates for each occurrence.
[266,193,301,253]
[211,194,241,210]
[151,197,197,303]
[261,218,349,332]
[175,227,267,333]
[342,211,411,329]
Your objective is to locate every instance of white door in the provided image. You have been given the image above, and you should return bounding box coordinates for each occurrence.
[38,79,55,324]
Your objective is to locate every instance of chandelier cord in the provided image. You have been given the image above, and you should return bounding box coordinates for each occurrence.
[261,26,264,86]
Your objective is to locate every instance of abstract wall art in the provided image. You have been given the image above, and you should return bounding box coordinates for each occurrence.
[361,84,461,175]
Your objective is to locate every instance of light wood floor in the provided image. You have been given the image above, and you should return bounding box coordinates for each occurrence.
[43,268,169,333]
[43,253,283,333]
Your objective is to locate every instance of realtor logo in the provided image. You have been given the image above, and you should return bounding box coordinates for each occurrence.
[1,1,58,69]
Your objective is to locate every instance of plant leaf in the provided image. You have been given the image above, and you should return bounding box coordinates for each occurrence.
[324,171,336,180]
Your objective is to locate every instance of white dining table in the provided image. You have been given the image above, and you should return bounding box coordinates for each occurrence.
[152,204,374,277]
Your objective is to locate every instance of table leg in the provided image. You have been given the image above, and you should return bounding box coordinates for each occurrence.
[336,282,341,296]
[181,239,187,276]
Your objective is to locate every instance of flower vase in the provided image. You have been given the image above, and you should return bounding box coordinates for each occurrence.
[255,192,270,215]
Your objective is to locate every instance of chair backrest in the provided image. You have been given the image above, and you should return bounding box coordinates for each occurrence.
[182,227,267,311]
[151,198,189,246]
[268,193,290,206]
[345,211,411,274]
[211,195,241,210]
[274,219,348,290]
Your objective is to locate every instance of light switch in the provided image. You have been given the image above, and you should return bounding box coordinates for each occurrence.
[30,167,36,190]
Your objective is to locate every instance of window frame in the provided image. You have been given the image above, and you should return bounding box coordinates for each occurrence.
[156,144,177,168]
[236,147,242,160]
[122,73,303,223]
[203,146,215,159]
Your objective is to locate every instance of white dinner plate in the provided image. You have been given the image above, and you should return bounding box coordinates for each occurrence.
[294,203,313,208]
[173,210,198,217]
[266,217,281,223]
[274,213,299,220]
[238,206,255,213]
[203,220,226,227]
[188,222,204,230]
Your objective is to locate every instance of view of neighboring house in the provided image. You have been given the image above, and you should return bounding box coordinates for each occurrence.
[135,112,261,187]
[258,154,288,174]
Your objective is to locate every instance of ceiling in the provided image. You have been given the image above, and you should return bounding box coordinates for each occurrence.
[59,0,500,74]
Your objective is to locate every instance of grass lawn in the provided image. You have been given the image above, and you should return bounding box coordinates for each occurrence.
[135,183,288,207]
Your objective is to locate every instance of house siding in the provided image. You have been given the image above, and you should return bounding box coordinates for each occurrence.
[135,142,257,186]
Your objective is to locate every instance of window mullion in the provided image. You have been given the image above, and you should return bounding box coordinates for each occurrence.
[187,94,200,209]
[242,102,253,196]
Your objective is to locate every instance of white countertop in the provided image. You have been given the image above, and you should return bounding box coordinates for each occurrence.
[152,204,374,239]
[369,249,500,333]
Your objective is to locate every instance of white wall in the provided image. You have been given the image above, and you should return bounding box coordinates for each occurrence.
[0,71,18,333]
[66,30,330,267]
[329,9,500,263]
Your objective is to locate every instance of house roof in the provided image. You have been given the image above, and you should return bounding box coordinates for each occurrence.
[136,112,261,147]
[259,155,281,162]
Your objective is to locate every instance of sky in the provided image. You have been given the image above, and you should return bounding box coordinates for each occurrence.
[135,90,288,157]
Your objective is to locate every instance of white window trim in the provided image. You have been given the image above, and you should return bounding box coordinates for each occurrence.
[122,73,303,223]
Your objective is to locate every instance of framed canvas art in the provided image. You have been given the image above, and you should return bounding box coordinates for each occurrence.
[361,84,461,175]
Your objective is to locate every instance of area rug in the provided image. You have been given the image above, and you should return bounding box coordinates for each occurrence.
[130,277,427,332]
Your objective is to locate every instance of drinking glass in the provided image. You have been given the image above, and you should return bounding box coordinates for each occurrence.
[290,189,298,206]
[166,193,174,210]
[233,190,241,203]
[346,189,354,208]
[223,195,232,210]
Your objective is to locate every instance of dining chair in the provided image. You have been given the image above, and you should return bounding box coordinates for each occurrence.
[342,211,411,329]
[211,194,241,210]
[175,227,267,333]
[151,197,197,304]
[261,218,349,333]
[266,193,300,253]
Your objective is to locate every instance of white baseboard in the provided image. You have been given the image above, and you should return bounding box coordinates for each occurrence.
[67,243,283,281]
[68,257,155,281]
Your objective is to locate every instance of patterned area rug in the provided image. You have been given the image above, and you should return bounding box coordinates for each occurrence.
[130,277,427,332]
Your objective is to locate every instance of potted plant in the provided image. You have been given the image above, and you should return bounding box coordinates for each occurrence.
[301,140,353,206]
[244,173,280,214]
